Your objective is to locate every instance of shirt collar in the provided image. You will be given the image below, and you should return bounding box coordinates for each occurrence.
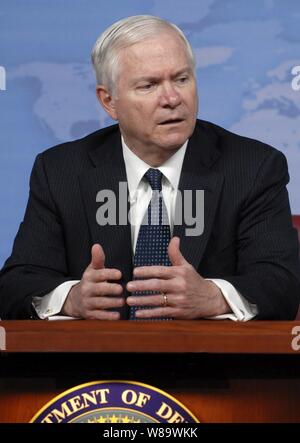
[122,136,188,196]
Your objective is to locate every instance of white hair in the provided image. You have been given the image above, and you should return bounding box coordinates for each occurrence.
[91,15,195,95]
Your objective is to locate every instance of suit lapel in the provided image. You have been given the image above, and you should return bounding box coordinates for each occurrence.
[173,123,224,270]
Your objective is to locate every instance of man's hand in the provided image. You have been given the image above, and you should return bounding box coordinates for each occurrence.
[61,244,124,319]
[126,236,231,319]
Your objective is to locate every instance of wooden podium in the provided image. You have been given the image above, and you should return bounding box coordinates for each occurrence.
[0,320,300,423]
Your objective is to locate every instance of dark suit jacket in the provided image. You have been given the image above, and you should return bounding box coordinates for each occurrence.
[1,120,300,319]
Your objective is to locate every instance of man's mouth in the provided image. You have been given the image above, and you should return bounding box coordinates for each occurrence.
[159,118,184,125]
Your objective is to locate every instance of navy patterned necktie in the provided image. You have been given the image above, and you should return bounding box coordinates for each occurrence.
[129,168,171,320]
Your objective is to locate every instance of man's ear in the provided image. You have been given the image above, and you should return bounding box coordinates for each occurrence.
[96,85,118,120]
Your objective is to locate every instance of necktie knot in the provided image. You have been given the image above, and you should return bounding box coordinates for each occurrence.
[144,168,163,191]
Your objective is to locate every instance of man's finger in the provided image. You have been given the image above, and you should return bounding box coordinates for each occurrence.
[127,279,176,293]
[126,294,173,307]
[168,236,188,266]
[86,310,121,321]
[133,265,175,279]
[86,268,122,283]
[135,307,176,319]
[90,243,105,270]
[90,294,125,309]
[92,282,124,297]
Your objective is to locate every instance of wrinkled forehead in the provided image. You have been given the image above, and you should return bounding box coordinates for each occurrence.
[116,32,193,79]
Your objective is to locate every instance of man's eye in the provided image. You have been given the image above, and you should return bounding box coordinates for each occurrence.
[177,76,188,84]
[138,84,154,90]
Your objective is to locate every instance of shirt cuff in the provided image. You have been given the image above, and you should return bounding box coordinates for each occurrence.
[205,278,258,321]
[32,280,80,319]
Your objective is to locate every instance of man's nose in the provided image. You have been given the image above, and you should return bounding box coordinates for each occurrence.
[159,83,182,108]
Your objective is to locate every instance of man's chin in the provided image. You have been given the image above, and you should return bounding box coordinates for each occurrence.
[158,134,189,151]
[156,122,195,150]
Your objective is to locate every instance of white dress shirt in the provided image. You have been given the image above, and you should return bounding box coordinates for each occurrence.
[33,137,258,321]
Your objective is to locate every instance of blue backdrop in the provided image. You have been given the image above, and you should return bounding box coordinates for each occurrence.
[1,0,300,266]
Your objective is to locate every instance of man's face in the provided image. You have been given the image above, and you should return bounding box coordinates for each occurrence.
[101,31,198,159]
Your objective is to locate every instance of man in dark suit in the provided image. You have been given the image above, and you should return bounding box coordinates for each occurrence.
[0,15,299,320]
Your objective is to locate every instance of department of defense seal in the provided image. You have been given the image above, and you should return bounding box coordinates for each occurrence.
[30,380,199,423]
